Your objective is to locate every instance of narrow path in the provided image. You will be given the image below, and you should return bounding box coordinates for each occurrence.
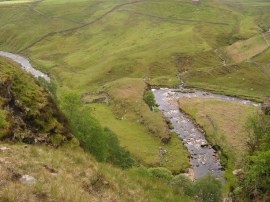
[18,0,148,53]
[153,87,259,179]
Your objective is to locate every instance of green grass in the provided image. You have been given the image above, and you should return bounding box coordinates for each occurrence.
[1,0,270,183]
[89,103,190,174]
[185,63,270,101]
[226,34,268,62]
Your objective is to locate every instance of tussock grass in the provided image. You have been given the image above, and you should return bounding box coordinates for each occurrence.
[0,143,193,201]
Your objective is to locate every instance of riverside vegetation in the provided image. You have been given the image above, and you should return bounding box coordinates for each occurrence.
[0,0,270,201]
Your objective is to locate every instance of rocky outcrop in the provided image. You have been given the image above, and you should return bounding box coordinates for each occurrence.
[0,57,73,146]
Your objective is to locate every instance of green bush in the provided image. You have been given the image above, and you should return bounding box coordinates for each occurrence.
[135,166,151,177]
[148,167,173,182]
[244,150,270,196]
[171,175,194,196]
[61,92,109,161]
[147,168,222,201]
[144,90,157,109]
[242,114,270,199]
[193,174,222,202]
[61,92,134,168]
[104,127,134,169]
[137,166,223,201]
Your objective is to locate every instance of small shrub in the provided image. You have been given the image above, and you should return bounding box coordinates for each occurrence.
[50,134,66,146]
[0,111,6,129]
[144,90,157,110]
[136,166,151,177]
[148,167,173,182]
[194,174,222,202]
[171,175,194,196]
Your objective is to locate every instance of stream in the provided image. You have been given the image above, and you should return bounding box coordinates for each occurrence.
[0,51,50,82]
[153,88,259,179]
[0,51,259,180]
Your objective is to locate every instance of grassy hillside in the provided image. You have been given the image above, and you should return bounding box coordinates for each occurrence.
[0,0,269,174]
[0,55,194,201]
[0,0,268,93]
[0,142,194,202]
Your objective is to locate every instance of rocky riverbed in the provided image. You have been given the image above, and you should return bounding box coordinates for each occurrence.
[153,88,259,179]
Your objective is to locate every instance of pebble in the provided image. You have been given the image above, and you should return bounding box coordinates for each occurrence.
[20,175,37,185]
[0,147,10,152]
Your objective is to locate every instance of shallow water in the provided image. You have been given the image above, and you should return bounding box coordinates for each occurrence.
[153,88,259,179]
[0,51,50,82]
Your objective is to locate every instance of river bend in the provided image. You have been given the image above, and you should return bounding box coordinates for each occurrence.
[153,88,258,179]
